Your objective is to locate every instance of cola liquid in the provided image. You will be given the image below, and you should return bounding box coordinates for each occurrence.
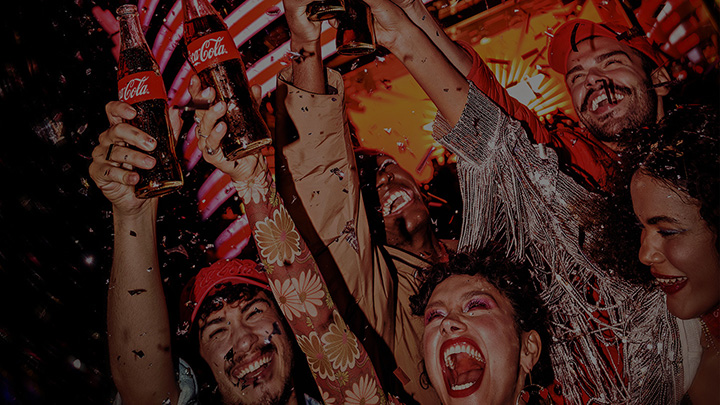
[335,0,376,56]
[117,5,183,198]
[306,0,345,21]
[183,11,271,160]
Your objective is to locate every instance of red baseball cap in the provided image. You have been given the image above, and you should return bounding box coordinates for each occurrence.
[180,259,269,326]
[548,19,666,75]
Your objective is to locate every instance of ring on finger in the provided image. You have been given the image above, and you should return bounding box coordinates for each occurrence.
[206,146,217,155]
[106,144,115,161]
[194,115,201,124]
[197,127,208,139]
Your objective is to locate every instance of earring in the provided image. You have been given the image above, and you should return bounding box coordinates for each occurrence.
[515,373,551,405]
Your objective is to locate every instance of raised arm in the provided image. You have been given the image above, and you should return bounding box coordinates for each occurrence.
[89,102,179,404]
[366,0,469,126]
[190,94,399,404]
[390,0,473,76]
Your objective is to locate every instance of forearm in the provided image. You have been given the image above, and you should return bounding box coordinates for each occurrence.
[107,203,178,404]
[402,1,473,75]
[238,167,390,403]
[288,27,326,93]
[386,18,468,126]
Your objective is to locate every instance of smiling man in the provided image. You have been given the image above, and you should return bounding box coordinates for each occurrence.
[180,259,313,405]
[549,20,671,152]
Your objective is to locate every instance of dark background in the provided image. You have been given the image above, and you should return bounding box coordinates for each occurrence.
[0,1,217,402]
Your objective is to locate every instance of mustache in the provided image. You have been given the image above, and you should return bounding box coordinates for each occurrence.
[580,80,632,113]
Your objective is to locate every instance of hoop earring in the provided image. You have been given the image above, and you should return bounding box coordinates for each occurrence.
[515,374,550,405]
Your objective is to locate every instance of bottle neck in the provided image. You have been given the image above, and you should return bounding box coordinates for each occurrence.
[182,0,218,21]
[116,6,147,52]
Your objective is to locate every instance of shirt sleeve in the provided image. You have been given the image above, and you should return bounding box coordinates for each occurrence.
[458,41,552,145]
[276,67,395,338]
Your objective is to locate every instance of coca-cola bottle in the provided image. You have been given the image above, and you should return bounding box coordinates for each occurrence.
[181,0,271,160]
[116,4,183,198]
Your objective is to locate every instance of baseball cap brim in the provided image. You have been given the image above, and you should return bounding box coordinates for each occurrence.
[180,259,270,327]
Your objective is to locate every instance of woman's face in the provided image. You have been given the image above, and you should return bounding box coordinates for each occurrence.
[631,171,720,319]
[422,274,532,405]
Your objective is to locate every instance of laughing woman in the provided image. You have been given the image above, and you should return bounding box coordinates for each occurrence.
[410,247,554,405]
[590,105,719,404]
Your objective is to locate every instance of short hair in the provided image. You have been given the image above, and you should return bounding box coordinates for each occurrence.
[588,105,719,286]
[410,245,554,386]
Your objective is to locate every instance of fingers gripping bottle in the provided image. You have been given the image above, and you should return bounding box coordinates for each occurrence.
[116,4,184,198]
[182,0,272,160]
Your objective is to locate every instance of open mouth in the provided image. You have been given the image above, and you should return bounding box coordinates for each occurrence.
[229,349,274,388]
[652,273,688,295]
[440,337,485,398]
[589,91,625,112]
[381,189,413,217]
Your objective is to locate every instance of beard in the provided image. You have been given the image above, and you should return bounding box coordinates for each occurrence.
[579,81,658,143]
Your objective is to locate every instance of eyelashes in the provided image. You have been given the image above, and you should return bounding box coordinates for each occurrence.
[424,309,445,325]
[464,298,493,312]
[424,297,496,325]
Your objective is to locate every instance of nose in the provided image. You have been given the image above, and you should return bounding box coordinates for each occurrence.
[440,312,466,335]
[584,67,607,89]
[229,322,258,359]
[638,230,664,266]
[376,170,394,188]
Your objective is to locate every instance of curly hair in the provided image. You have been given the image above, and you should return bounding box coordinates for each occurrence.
[587,105,719,287]
[409,245,554,387]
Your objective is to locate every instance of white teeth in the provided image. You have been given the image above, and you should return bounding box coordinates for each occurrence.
[382,190,411,216]
[451,381,476,391]
[591,92,624,112]
[442,342,485,370]
[235,353,271,379]
[655,276,687,286]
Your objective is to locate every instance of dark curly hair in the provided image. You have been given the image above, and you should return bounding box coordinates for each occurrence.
[587,105,719,287]
[409,245,554,387]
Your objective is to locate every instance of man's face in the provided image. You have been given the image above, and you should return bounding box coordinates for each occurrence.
[198,291,294,405]
[565,36,659,143]
[375,155,430,246]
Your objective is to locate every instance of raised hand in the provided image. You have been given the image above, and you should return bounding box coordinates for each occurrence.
[188,75,267,182]
[284,0,324,45]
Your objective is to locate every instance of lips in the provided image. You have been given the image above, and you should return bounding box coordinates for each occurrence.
[439,337,485,398]
[581,86,629,115]
[381,189,413,217]
[590,91,625,113]
[652,272,688,295]
[229,349,275,387]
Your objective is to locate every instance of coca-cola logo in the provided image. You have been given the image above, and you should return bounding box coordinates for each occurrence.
[119,76,150,102]
[189,37,228,66]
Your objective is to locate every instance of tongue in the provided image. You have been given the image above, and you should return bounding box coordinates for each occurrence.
[449,353,484,385]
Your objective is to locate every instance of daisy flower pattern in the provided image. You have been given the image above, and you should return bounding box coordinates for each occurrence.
[293,270,325,317]
[320,389,336,404]
[297,332,334,381]
[344,375,380,405]
[322,311,360,371]
[269,278,303,321]
[254,204,301,266]
[233,171,268,204]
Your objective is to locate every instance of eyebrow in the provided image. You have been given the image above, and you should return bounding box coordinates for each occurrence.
[199,296,270,338]
[565,50,632,79]
[647,215,680,225]
[425,289,495,311]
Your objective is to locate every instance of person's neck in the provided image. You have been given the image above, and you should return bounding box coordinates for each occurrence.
[392,228,447,263]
